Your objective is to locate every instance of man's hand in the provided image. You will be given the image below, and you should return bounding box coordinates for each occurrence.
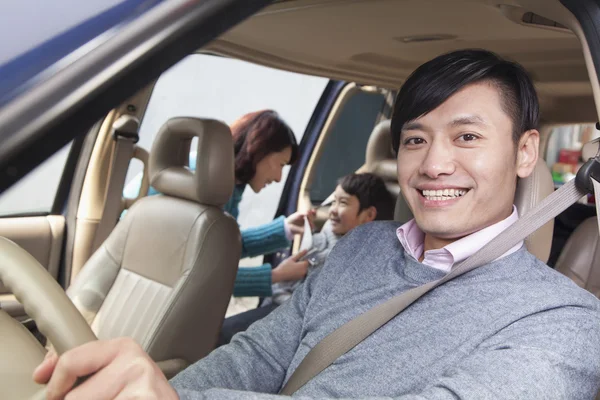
[33,337,179,400]
[272,250,310,283]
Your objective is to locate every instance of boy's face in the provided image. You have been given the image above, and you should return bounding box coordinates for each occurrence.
[329,185,375,235]
[397,82,539,247]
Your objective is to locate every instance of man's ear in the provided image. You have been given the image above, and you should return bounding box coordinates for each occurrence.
[360,206,378,223]
[516,129,540,179]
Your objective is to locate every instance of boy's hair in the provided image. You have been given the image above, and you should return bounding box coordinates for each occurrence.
[338,173,395,221]
[390,49,539,152]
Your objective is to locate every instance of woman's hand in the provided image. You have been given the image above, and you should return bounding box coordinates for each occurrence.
[285,210,316,236]
[33,338,178,400]
[272,250,310,283]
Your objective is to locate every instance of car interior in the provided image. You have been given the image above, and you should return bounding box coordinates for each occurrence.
[2,0,600,398]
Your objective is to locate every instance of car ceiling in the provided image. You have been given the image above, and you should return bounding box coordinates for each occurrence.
[204,0,598,124]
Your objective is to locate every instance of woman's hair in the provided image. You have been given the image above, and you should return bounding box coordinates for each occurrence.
[231,110,298,184]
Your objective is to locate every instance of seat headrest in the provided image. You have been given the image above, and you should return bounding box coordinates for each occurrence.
[366,120,394,168]
[149,117,234,207]
[514,158,554,262]
[394,160,554,263]
[365,119,398,182]
[582,137,600,162]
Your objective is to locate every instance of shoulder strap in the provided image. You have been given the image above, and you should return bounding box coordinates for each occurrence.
[91,116,139,253]
[280,177,589,395]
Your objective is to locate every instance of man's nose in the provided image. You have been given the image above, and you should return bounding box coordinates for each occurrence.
[418,141,455,179]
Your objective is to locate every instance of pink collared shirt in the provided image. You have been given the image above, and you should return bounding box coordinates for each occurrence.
[397,206,523,273]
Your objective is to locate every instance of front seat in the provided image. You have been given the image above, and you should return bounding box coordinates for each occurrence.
[555,217,600,297]
[554,140,600,298]
[67,117,241,371]
[365,119,400,200]
[365,120,554,262]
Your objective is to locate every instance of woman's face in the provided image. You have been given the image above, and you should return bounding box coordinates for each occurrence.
[249,146,293,193]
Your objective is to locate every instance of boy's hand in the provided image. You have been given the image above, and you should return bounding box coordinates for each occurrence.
[33,338,178,400]
[272,250,310,283]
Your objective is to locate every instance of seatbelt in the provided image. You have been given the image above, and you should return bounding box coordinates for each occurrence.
[281,150,600,396]
[91,115,139,253]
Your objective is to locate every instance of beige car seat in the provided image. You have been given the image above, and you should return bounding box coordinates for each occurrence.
[67,117,241,369]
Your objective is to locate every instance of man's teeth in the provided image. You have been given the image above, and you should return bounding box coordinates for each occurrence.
[422,189,467,201]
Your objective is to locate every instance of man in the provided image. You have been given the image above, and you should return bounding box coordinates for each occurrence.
[35,49,600,399]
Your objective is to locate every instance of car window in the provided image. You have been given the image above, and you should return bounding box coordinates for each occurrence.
[0,142,72,216]
[546,123,599,191]
[309,89,387,204]
[126,54,328,232]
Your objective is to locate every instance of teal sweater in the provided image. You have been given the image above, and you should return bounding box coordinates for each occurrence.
[224,185,291,297]
[123,154,290,297]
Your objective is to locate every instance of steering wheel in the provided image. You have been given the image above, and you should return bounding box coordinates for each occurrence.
[0,237,97,399]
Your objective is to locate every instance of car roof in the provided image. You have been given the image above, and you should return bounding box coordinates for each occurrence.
[204,0,594,124]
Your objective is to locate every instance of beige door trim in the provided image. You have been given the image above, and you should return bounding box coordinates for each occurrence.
[0,215,66,319]
[294,84,388,250]
[70,82,156,284]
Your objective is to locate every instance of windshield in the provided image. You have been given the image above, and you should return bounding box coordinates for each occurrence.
[0,0,165,107]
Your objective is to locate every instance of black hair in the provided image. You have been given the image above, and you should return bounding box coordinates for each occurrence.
[338,173,395,221]
[390,49,539,152]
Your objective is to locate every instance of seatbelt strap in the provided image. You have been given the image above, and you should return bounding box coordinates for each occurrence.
[91,116,139,252]
[281,174,592,396]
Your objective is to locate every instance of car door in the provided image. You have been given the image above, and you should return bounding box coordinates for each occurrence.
[0,0,274,319]
[267,82,393,265]
[0,139,82,320]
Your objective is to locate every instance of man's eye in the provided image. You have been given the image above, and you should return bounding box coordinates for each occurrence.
[459,133,479,142]
[403,137,426,146]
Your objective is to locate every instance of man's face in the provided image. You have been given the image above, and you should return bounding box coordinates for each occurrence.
[397,82,538,246]
[328,185,374,235]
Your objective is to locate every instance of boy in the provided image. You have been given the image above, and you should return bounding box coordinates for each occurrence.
[269,172,395,305]
[218,172,394,345]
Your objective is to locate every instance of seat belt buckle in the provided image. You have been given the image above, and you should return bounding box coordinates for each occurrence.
[576,137,600,194]
[113,129,139,144]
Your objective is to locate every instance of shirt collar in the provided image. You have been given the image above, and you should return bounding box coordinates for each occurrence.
[396,206,522,272]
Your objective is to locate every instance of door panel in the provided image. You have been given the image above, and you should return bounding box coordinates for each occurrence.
[0,215,65,319]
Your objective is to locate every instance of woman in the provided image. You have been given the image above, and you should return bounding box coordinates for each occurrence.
[123,110,309,297]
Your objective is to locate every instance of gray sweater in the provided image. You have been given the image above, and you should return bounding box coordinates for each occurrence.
[269,225,341,305]
[171,221,600,399]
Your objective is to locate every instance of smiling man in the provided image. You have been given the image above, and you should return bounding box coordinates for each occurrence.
[392,53,539,267]
[36,50,600,400]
